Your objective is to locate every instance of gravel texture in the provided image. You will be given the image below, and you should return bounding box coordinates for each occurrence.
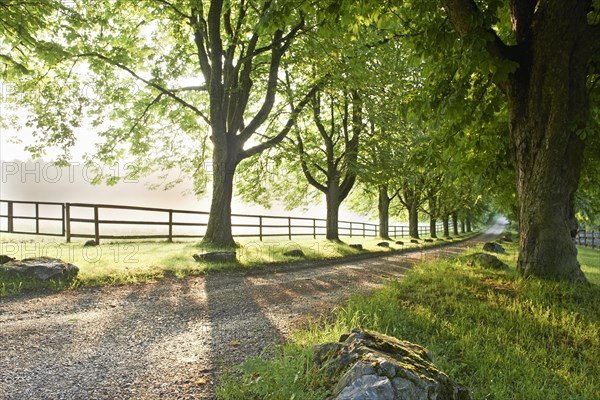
[0,224,503,399]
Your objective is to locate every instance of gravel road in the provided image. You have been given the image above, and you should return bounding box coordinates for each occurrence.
[0,223,503,399]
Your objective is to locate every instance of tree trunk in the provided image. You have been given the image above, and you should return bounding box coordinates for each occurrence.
[460,219,465,234]
[466,217,472,233]
[378,186,390,239]
[408,203,419,239]
[202,150,238,248]
[506,2,589,282]
[326,185,340,241]
[452,213,459,236]
[428,194,437,238]
[443,215,450,237]
[429,217,437,238]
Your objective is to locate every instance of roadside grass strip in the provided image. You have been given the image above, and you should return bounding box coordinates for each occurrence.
[217,242,600,400]
[0,232,478,296]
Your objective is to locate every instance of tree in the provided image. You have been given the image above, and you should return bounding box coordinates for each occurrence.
[294,88,362,240]
[436,0,599,281]
[4,0,323,248]
[354,124,402,240]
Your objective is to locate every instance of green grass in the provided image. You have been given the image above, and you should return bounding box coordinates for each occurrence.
[217,241,600,400]
[0,232,475,297]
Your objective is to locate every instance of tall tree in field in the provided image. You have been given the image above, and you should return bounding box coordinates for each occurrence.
[437,0,599,281]
[4,0,322,248]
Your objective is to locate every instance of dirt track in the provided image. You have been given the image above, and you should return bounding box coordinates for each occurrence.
[0,223,504,399]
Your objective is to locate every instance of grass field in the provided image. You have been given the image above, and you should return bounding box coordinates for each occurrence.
[217,243,600,400]
[0,232,474,296]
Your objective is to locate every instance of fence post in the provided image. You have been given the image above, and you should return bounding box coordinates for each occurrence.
[94,205,100,245]
[7,201,13,233]
[65,203,71,243]
[259,216,263,241]
[168,210,173,242]
[313,219,316,239]
[350,222,353,238]
[288,217,292,240]
[35,203,40,234]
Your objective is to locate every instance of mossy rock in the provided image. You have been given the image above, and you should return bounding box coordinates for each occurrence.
[466,252,509,270]
[314,328,473,400]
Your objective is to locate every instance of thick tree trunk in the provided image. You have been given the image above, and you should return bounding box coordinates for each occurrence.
[466,217,472,233]
[408,203,419,239]
[326,186,340,241]
[441,0,595,283]
[452,212,459,236]
[507,1,589,282]
[378,186,390,239]
[202,151,238,248]
[443,216,450,237]
[460,219,465,234]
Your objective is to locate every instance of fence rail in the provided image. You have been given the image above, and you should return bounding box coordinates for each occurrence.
[576,230,599,249]
[1,199,444,244]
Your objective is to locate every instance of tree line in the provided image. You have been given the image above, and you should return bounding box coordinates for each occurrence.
[1,0,598,282]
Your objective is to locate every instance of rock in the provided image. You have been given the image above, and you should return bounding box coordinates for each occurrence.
[1,257,79,281]
[0,255,15,264]
[84,240,97,247]
[395,241,404,246]
[314,328,473,400]
[410,239,419,244]
[377,242,390,248]
[482,242,506,254]
[283,249,305,257]
[424,238,434,243]
[350,244,363,250]
[466,253,509,270]
[192,251,236,263]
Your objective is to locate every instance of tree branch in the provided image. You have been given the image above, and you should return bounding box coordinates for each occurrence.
[296,132,327,193]
[441,0,510,61]
[125,93,164,139]
[312,94,333,147]
[190,12,212,80]
[75,52,210,124]
[339,172,356,201]
[170,85,208,92]
[236,29,285,142]
[509,0,536,43]
[238,79,324,160]
[155,0,191,19]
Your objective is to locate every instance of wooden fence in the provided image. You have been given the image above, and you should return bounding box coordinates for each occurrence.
[576,230,599,249]
[1,199,443,244]
[0,200,65,237]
